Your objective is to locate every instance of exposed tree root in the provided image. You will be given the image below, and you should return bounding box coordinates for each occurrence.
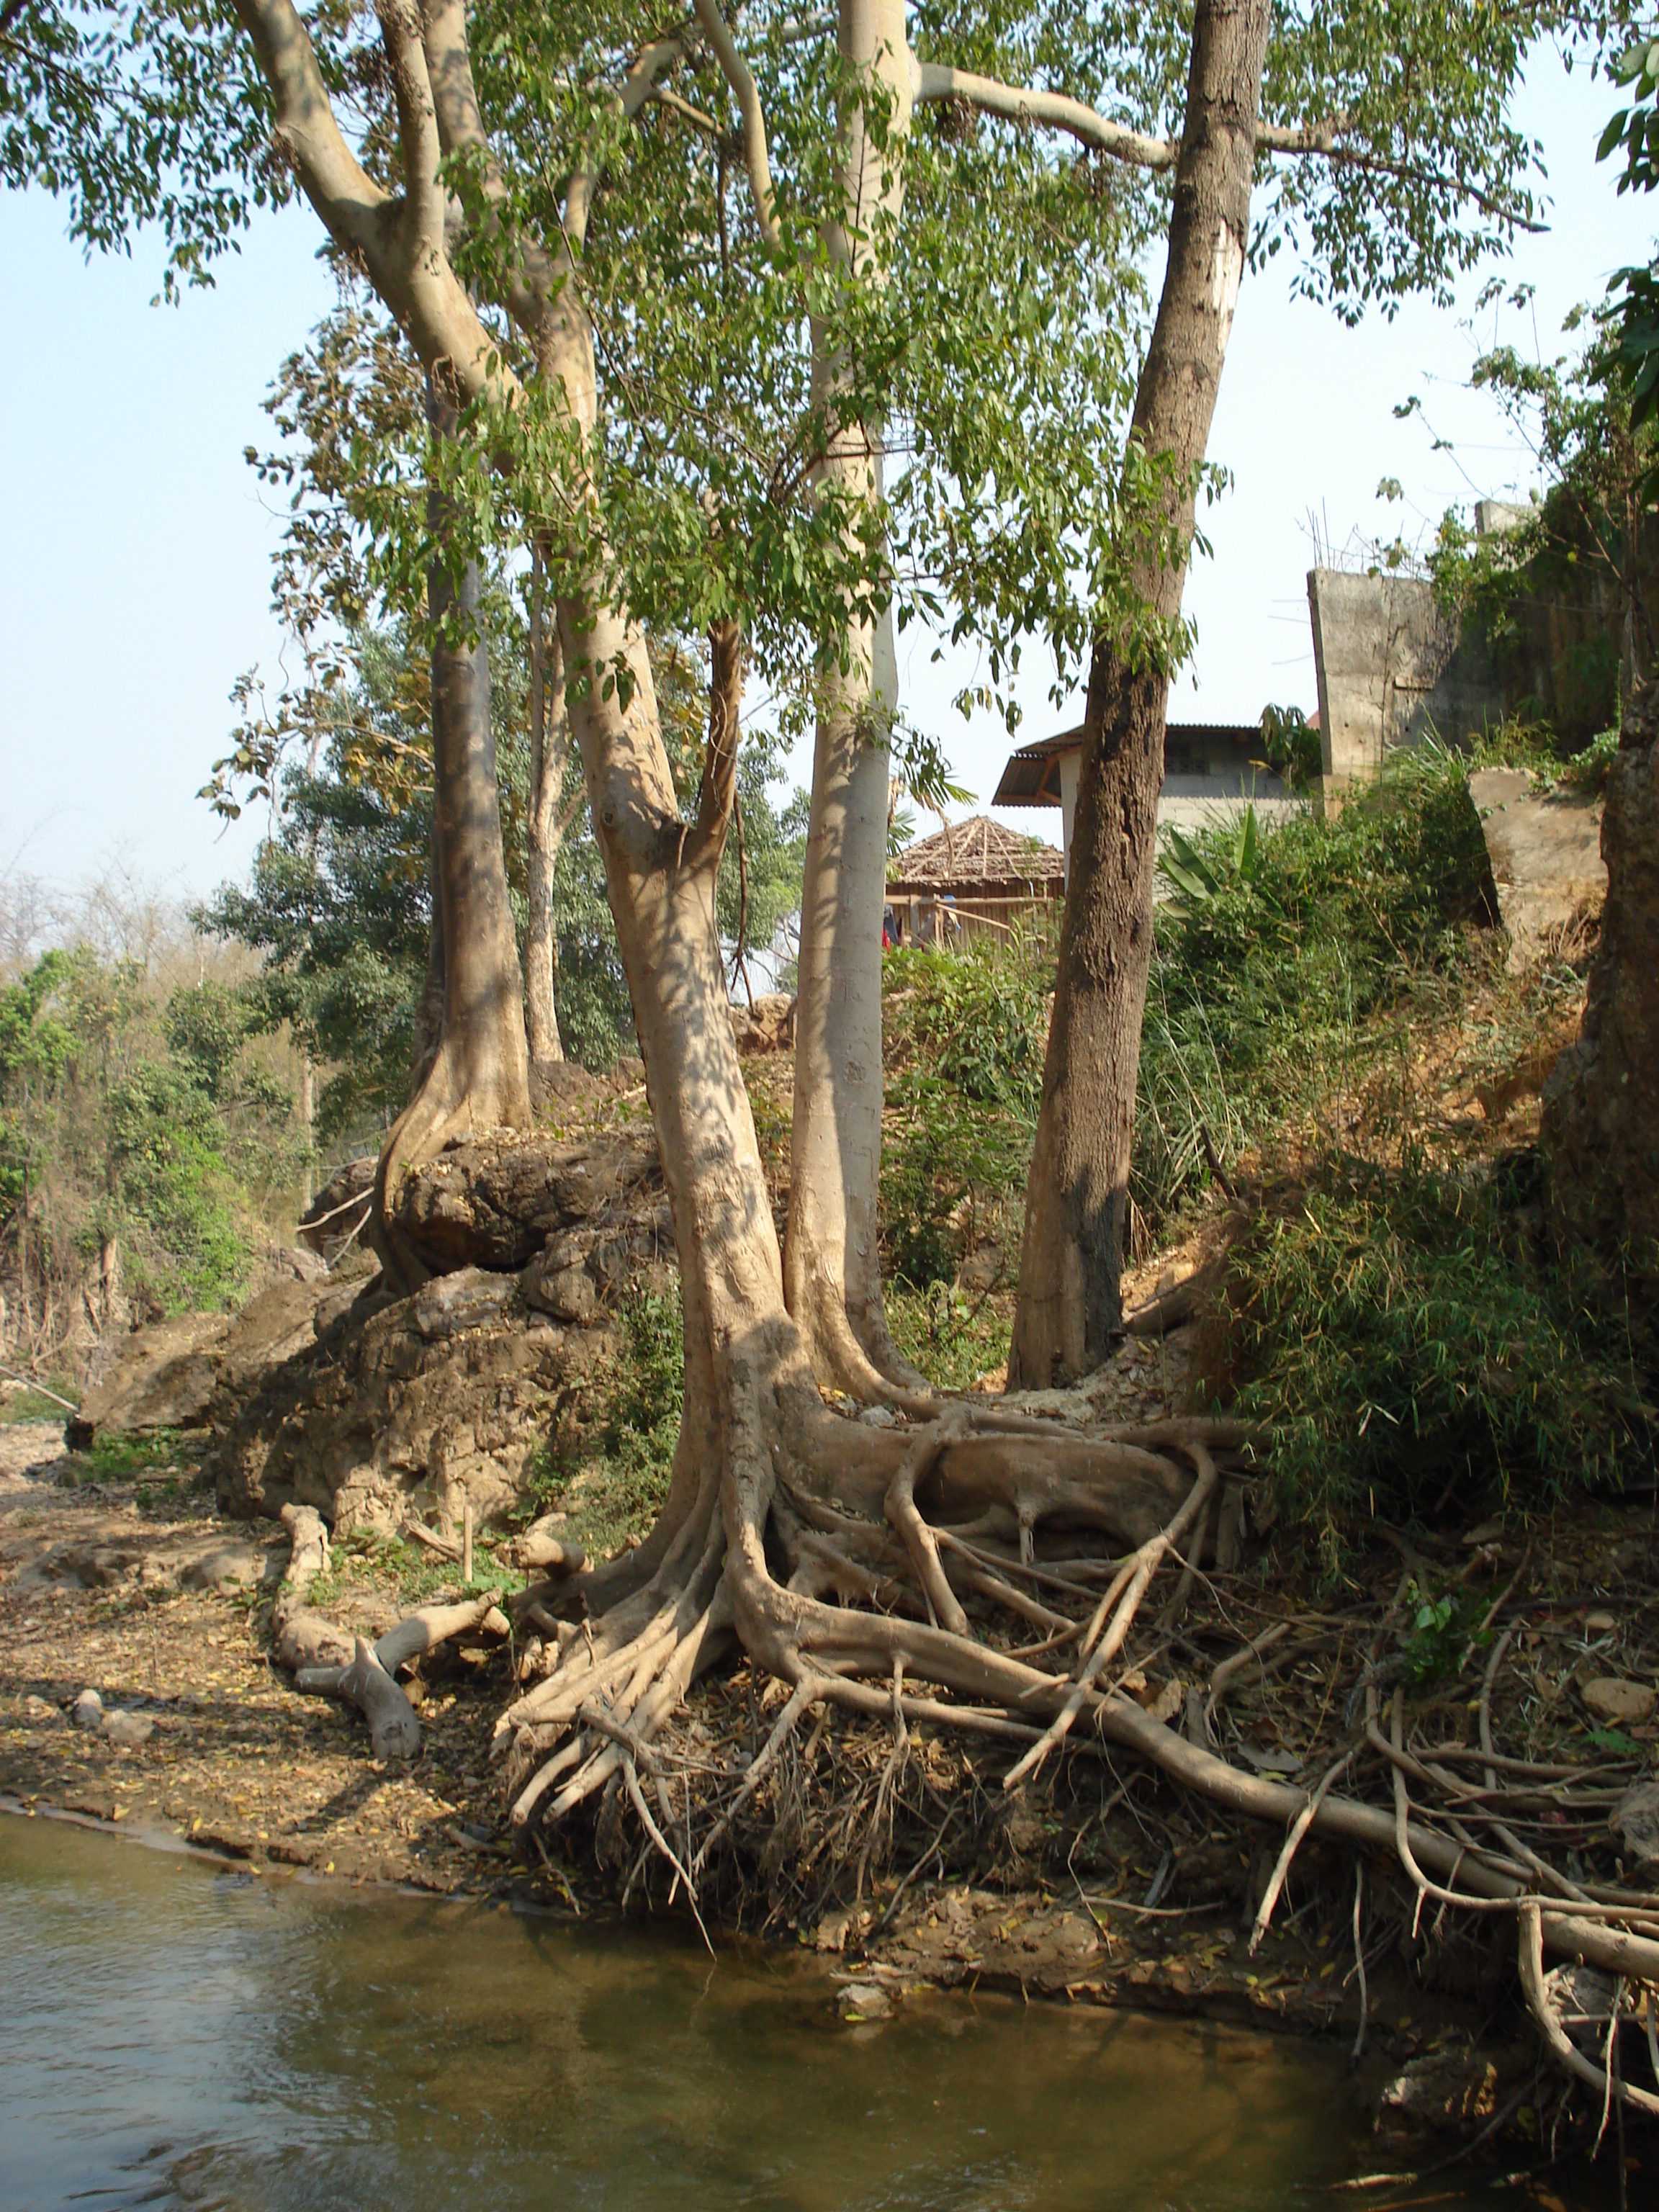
[271,1501,510,1760]
[456,1370,1659,2134]
[267,1302,1659,2140]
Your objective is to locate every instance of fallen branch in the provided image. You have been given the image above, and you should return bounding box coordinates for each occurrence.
[273,1503,354,1671]
[297,1635,422,1761]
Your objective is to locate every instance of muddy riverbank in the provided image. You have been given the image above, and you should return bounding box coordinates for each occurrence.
[10,1407,1658,2185]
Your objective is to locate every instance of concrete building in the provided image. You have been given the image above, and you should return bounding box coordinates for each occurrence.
[992,720,1294,878]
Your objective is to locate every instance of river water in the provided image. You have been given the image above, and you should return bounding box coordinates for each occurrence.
[0,1812,1600,2212]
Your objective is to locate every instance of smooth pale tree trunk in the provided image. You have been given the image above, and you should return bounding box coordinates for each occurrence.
[372,387,532,1282]
[1010,0,1270,1389]
[786,0,930,1401]
[525,541,570,1081]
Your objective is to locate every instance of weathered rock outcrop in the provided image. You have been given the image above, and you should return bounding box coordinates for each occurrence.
[66,1275,338,1450]
[384,1126,662,1276]
[69,1126,676,1535]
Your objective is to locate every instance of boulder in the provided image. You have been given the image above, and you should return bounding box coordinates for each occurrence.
[1581,1677,1656,1727]
[102,1709,155,1748]
[1470,768,1606,974]
[521,1253,597,1324]
[1611,1781,1659,1865]
[180,1543,270,1591]
[385,1126,661,1274]
[66,1311,232,1448]
[410,1267,518,1341]
[64,1275,336,1452]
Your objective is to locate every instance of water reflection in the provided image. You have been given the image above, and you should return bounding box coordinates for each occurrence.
[0,1814,1581,2212]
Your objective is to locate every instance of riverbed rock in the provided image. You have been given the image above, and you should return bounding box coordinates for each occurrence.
[51,1542,142,1590]
[1581,1677,1655,1726]
[102,1708,155,1748]
[837,1981,893,2022]
[1375,2046,1521,2139]
[72,1688,104,1729]
[180,1543,269,1592]
[1611,1781,1659,1864]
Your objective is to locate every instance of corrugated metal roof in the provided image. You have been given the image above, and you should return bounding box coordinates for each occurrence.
[992,721,1266,806]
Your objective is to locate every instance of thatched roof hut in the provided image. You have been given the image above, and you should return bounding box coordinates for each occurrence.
[887,814,1065,898]
[885,815,1064,946]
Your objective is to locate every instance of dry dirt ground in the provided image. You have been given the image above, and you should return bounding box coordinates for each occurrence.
[0,1420,512,1894]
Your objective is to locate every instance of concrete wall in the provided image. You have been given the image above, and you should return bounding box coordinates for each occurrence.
[1307,567,1503,788]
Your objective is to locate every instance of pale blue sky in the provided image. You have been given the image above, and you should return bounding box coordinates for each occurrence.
[2,41,1653,913]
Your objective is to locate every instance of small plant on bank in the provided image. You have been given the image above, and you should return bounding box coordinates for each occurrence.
[86,1429,189,1476]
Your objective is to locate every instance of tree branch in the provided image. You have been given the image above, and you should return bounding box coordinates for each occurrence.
[422,0,570,328]
[911,60,1177,171]
[375,0,446,254]
[687,616,744,864]
[231,0,515,400]
[692,0,783,248]
[913,62,1545,233]
[230,0,394,260]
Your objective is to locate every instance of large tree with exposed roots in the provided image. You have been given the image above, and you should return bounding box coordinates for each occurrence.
[14,0,1659,2061]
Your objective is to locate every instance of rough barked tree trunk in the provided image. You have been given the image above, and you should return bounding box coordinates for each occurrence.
[786,0,930,1403]
[1010,0,1270,1389]
[1541,683,1659,1303]
[371,384,532,1283]
[525,539,572,1085]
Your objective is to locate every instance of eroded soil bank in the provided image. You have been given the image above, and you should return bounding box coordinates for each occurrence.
[6,1409,1658,2180]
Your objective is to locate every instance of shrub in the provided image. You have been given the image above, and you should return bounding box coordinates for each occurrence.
[1133,742,1497,1231]
[1219,1156,1648,1577]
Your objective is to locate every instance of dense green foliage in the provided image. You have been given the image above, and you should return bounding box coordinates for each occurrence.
[0,943,305,1329]
[1139,745,1496,1220]
[1143,750,1650,1563]
[880,937,1051,1287]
